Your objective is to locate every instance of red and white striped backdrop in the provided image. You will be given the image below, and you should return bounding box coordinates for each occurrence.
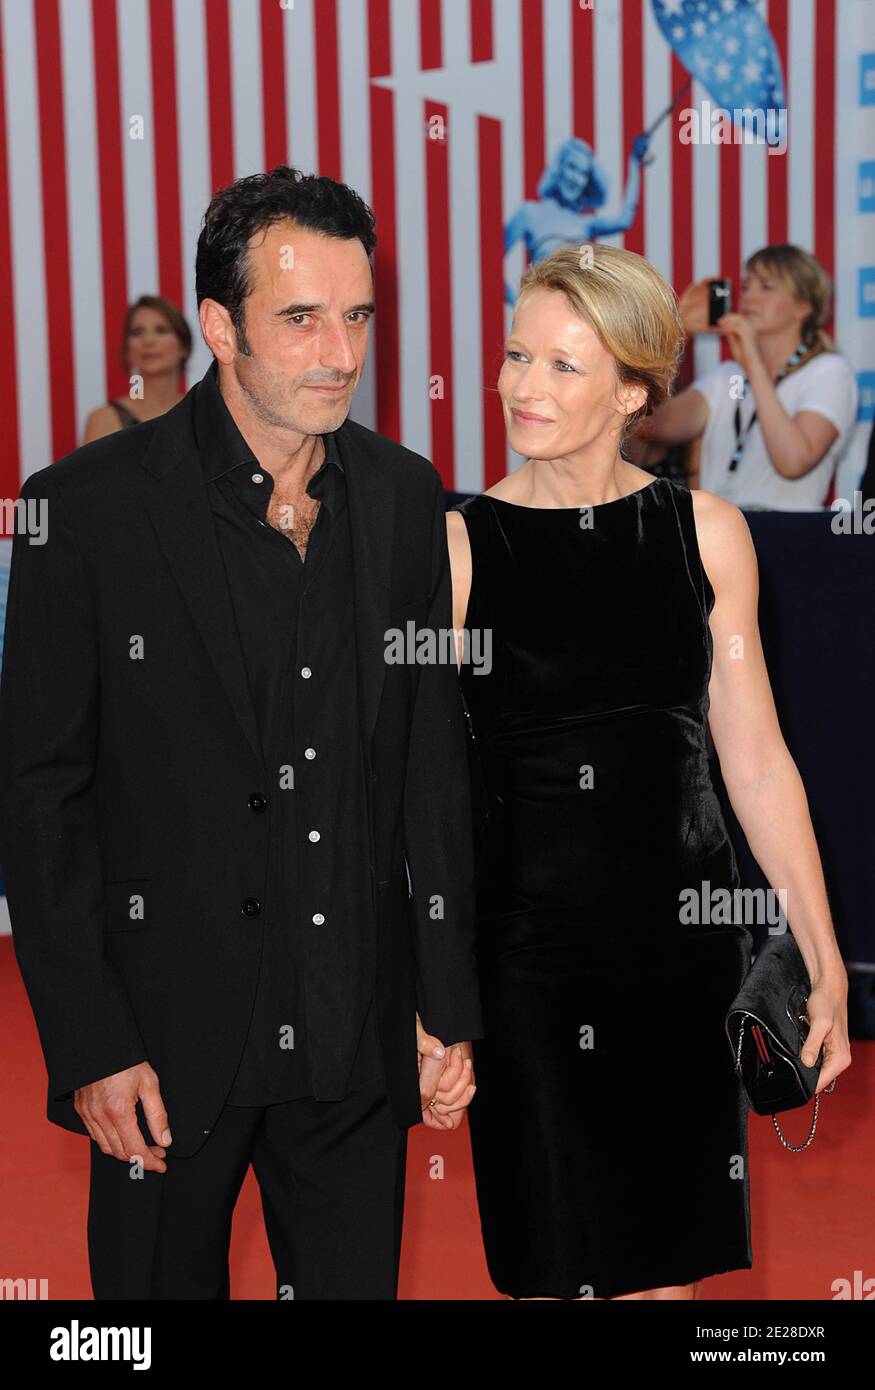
[0,0,869,510]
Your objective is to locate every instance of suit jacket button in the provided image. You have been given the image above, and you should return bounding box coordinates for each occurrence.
[248,792,268,812]
[241,897,262,916]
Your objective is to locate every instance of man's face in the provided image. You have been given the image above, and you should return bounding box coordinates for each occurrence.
[224,219,374,435]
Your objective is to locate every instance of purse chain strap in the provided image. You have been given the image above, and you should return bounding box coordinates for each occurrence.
[735,1015,834,1152]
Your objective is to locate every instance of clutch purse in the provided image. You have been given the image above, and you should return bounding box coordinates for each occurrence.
[725,930,834,1152]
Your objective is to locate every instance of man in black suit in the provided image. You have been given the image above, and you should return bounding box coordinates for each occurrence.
[0,167,481,1299]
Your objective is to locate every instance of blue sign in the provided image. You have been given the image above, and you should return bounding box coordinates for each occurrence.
[859,162,875,213]
[859,268,875,319]
[858,372,875,422]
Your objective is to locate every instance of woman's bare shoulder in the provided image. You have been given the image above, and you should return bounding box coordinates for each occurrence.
[690,488,757,591]
[82,403,123,443]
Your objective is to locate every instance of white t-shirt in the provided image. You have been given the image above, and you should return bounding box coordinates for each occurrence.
[690,352,859,510]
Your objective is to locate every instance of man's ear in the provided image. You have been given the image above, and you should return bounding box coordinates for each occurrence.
[199,299,237,365]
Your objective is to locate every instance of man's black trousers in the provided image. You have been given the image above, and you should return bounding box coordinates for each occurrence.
[87,1082,408,1299]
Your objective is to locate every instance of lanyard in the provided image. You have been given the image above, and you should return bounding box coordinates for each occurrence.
[727,340,808,473]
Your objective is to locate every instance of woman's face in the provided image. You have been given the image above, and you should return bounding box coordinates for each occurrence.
[498,287,645,462]
[557,147,592,203]
[125,307,184,374]
[738,265,812,338]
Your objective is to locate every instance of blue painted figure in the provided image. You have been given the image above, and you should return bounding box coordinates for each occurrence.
[503,134,651,306]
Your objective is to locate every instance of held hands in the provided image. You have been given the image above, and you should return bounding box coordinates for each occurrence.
[74,1061,172,1173]
[416,1012,476,1130]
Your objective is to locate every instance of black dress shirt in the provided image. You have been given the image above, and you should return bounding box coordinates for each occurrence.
[193,361,383,1106]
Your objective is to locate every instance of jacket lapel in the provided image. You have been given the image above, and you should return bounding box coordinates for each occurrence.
[134,395,395,777]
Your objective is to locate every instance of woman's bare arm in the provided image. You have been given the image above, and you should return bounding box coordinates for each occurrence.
[692,489,850,1088]
[446,511,472,672]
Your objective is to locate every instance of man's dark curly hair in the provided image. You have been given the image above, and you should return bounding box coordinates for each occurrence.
[195,166,377,354]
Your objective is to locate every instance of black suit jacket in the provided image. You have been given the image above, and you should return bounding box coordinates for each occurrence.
[0,375,483,1155]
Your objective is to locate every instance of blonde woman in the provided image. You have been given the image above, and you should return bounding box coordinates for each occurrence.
[635,245,859,509]
[82,296,191,443]
[443,244,850,1301]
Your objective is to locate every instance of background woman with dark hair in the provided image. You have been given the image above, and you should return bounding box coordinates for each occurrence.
[81,296,192,443]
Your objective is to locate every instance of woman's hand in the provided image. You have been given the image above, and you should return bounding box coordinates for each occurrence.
[716,311,762,376]
[677,278,718,337]
[800,974,852,1094]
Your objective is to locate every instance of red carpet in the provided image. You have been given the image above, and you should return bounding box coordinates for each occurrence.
[2,937,871,1300]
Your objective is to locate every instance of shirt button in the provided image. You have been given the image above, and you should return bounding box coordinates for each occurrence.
[241,897,262,917]
[248,792,268,812]
[308,830,320,842]
[312,912,325,925]
[251,472,264,483]
[304,747,316,760]
[301,666,312,679]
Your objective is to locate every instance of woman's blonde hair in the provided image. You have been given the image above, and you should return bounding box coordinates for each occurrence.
[745,243,836,376]
[516,242,685,445]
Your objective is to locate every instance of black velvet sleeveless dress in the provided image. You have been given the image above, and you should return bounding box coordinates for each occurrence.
[452,476,754,1300]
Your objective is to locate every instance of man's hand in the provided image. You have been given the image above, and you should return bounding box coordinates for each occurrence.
[416,1013,476,1130]
[74,1062,171,1173]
